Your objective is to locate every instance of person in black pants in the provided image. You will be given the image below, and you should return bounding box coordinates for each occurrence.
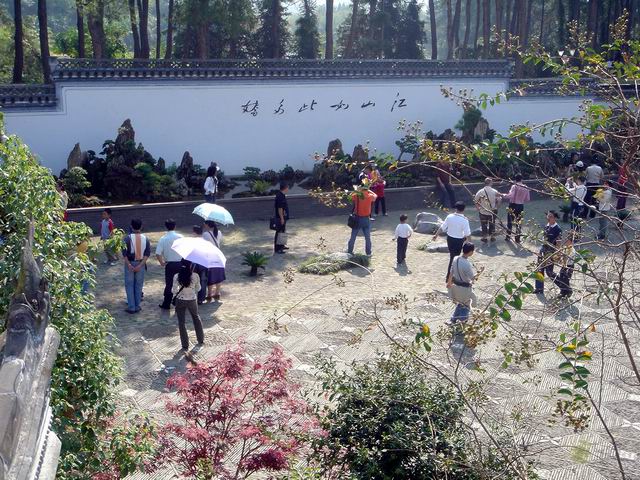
[274,182,290,253]
[191,225,207,304]
[394,214,413,265]
[433,201,471,282]
[155,219,183,310]
[534,210,562,294]
[552,234,576,297]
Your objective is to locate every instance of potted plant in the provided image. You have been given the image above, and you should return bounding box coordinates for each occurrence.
[242,251,269,276]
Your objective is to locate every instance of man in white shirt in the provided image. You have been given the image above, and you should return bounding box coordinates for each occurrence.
[596,180,614,240]
[394,214,413,265]
[433,201,471,282]
[474,178,501,243]
[566,176,587,230]
[585,161,604,218]
[156,219,184,310]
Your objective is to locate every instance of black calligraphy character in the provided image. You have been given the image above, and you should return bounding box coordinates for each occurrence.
[391,93,407,112]
[274,99,285,115]
[330,100,349,111]
[241,100,259,117]
[299,100,318,112]
[361,100,376,109]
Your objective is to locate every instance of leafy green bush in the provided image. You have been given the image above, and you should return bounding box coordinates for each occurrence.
[260,169,279,184]
[243,166,262,181]
[62,166,103,207]
[312,350,536,479]
[251,179,272,195]
[241,251,269,276]
[0,129,152,478]
[298,253,370,275]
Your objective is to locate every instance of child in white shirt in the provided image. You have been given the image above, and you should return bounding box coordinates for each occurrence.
[394,214,413,265]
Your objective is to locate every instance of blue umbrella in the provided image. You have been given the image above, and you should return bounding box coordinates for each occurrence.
[193,203,235,225]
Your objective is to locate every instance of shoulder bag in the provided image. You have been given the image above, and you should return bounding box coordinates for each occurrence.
[347,196,359,229]
[171,286,185,306]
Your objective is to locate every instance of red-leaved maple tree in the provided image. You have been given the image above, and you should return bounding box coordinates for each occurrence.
[156,342,321,479]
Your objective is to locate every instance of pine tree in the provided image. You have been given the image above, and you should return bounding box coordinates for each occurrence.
[295,0,320,58]
[254,0,289,58]
[396,0,424,59]
[225,0,256,58]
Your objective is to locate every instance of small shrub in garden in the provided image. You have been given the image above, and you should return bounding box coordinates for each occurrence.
[242,251,269,276]
[251,179,272,195]
[243,166,262,181]
[298,253,370,275]
[156,342,321,479]
[312,349,536,479]
[260,169,279,184]
[278,164,296,181]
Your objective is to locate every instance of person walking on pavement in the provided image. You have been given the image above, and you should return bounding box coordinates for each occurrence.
[566,176,587,230]
[433,201,471,282]
[504,174,530,243]
[551,233,577,298]
[474,178,501,243]
[533,211,562,294]
[122,218,150,314]
[156,219,184,310]
[202,220,225,302]
[172,259,205,352]
[274,182,290,254]
[447,242,477,324]
[393,214,413,265]
[347,184,377,256]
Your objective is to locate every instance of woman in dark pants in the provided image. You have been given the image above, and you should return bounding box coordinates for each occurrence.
[274,182,290,253]
[172,260,205,351]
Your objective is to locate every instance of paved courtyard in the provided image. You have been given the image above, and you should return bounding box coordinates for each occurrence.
[94,199,640,480]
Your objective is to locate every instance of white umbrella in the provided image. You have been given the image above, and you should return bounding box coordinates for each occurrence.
[193,203,235,225]
[171,237,226,268]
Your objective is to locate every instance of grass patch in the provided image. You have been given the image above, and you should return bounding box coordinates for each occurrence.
[298,253,370,275]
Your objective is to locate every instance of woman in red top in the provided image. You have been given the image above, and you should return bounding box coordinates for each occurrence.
[372,172,387,216]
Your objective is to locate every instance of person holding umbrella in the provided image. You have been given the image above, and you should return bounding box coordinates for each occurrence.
[172,259,205,352]
[203,220,225,302]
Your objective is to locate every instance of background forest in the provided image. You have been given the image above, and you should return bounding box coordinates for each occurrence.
[2,0,640,84]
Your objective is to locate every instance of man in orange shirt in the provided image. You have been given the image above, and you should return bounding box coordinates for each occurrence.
[347,185,377,256]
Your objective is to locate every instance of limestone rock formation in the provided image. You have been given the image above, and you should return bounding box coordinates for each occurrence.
[327,139,344,158]
[413,212,444,235]
[66,143,86,170]
[352,145,369,163]
[115,119,135,147]
[426,242,450,253]
[176,151,194,181]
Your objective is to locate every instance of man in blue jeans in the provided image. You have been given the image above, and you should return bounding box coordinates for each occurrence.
[122,218,151,314]
[347,185,377,256]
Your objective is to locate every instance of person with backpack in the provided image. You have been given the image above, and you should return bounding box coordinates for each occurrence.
[172,259,205,352]
[203,220,225,302]
[122,218,150,314]
[473,178,502,243]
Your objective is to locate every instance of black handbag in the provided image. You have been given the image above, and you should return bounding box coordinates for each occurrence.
[269,217,279,231]
[171,286,185,306]
[347,197,358,229]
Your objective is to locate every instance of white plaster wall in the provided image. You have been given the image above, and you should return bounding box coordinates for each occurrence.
[3,79,585,175]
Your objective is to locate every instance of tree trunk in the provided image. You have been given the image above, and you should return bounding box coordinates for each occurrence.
[474,0,481,50]
[515,0,527,76]
[462,0,471,56]
[539,0,545,44]
[557,0,566,46]
[525,0,532,46]
[345,0,359,57]
[509,0,518,35]
[76,1,85,57]
[164,0,173,58]
[272,0,280,58]
[446,0,453,58]
[428,0,437,59]
[505,0,512,34]
[37,0,52,83]
[482,0,490,58]
[128,0,140,57]
[569,0,580,26]
[587,0,599,48]
[12,0,23,83]
[86,0,106,58]
[451,0,462,57]
[155,0,160,58]
[325,0,333,58]
[495,0,503,43]
[138,0,150,58]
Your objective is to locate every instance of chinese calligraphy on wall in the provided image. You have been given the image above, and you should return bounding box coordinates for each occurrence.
[241,93,407,117]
